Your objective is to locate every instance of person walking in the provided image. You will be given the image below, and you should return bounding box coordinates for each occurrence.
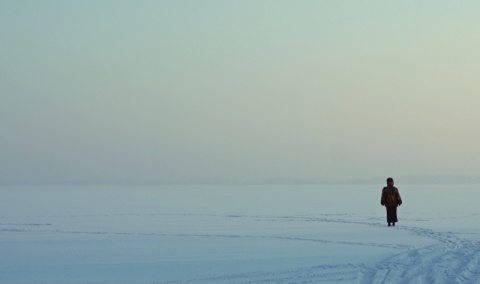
[381,177,402,226]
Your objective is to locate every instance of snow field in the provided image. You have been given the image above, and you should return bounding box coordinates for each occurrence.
[1,184,479,283]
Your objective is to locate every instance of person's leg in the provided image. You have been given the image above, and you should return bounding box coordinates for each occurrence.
[386,206,398,225]
[392,206,398,224]
[386,206,393,226]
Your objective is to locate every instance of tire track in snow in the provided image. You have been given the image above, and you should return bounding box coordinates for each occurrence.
[150,217,480,284]
[357,225,480,284]
[1,228,409,250]
[0,213,410,249]
[150,263,364,284]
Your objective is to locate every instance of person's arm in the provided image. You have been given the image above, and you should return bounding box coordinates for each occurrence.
[380,188,386,205]
[396,188,402,205]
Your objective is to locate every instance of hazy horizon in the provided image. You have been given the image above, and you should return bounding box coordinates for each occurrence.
[2,1,479,184]
[3,174,480,187]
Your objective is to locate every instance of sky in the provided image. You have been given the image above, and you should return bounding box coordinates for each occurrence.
[1,1,479,183]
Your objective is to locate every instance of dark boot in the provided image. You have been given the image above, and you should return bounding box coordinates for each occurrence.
[393,222,395,226]
[388,223,391,226]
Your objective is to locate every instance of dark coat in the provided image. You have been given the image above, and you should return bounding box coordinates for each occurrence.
[381,186,402,207]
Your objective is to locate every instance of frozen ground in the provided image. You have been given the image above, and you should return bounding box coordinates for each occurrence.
[1,184,480,283]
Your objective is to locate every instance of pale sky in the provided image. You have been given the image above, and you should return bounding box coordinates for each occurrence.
[1,1,479,183]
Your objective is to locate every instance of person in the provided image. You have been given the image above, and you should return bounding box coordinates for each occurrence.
[380,177,402,226]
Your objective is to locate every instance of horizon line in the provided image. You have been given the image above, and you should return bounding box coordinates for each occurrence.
[1,175,480,186]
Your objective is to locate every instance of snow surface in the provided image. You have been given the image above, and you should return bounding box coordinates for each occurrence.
[1,184,480,283]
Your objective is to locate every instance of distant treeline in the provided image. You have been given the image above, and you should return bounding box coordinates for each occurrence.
[2,175,480,186]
